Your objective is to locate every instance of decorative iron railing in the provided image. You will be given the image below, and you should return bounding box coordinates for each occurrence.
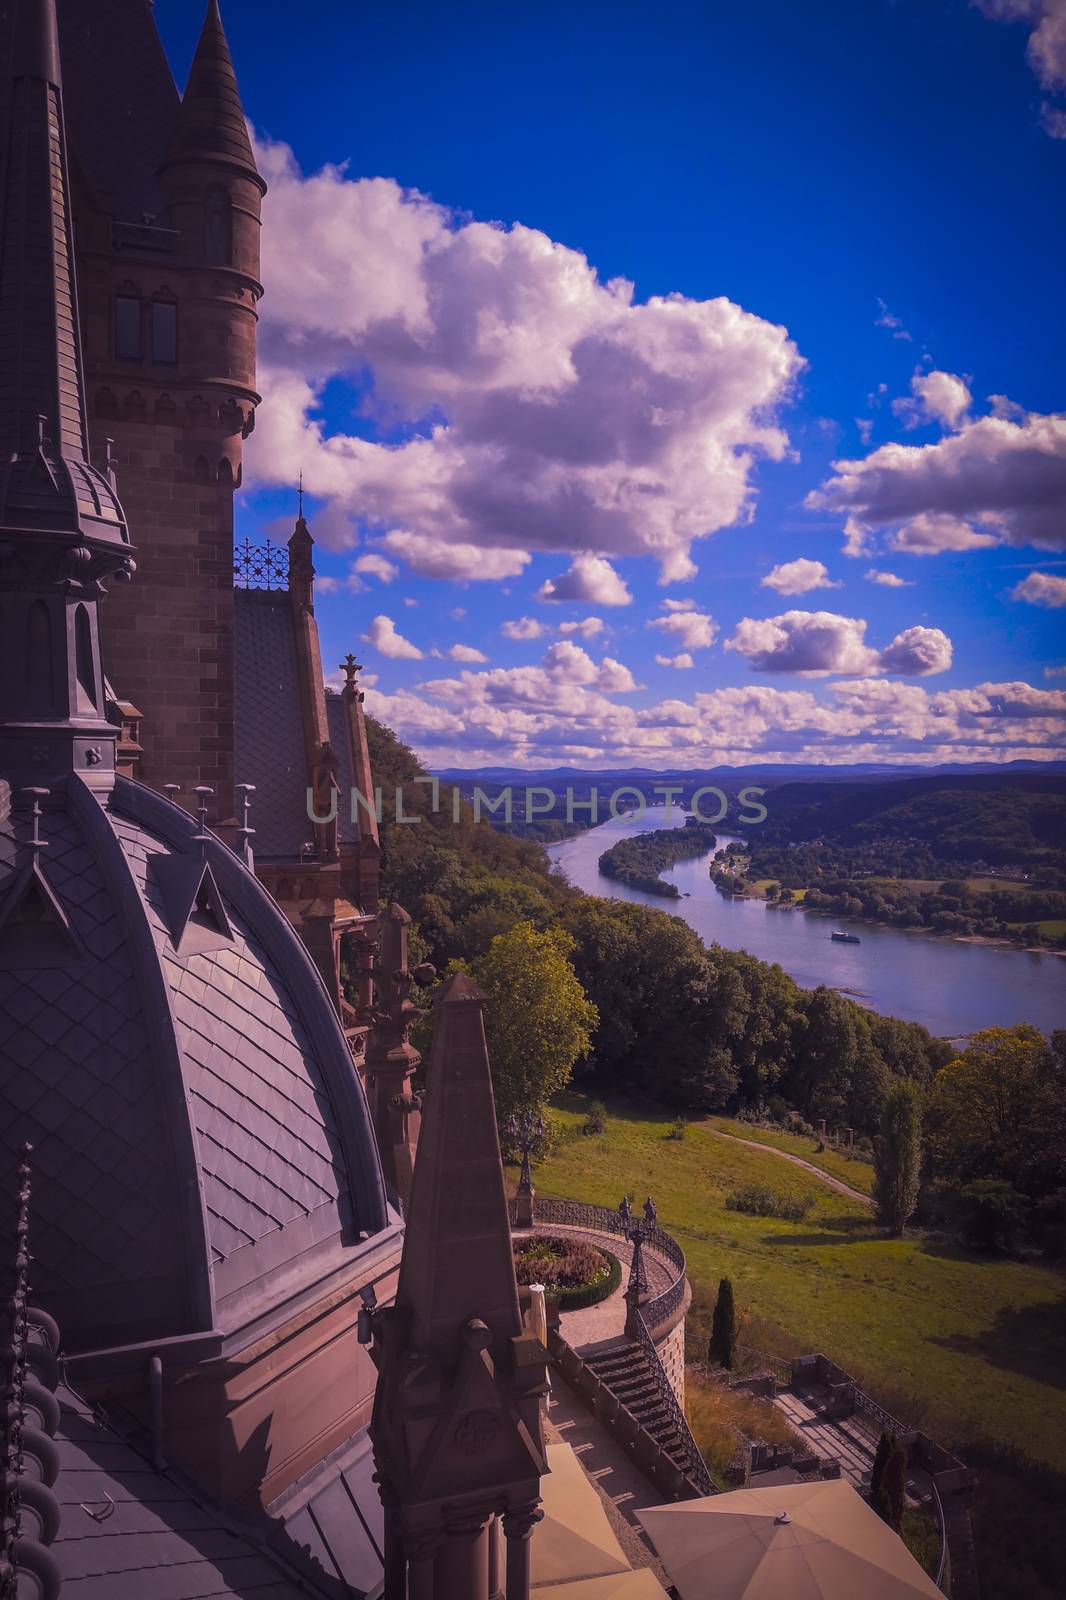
[508,1196,688,1333]
[234,535,289,590]
[631,1305,715,1496]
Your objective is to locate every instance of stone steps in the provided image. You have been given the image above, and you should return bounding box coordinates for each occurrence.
[583,1341,694,1479]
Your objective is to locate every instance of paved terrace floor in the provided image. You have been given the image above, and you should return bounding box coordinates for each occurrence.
[774,1380,934,1506]
[514,1224,678,1350]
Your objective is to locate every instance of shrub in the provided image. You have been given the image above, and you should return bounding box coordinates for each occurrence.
[511,1232,620,1310]
[582,1099,608,1136]
[725,1183,814,1221]
[667,1116,687,1141]
[708,1277,737,1370]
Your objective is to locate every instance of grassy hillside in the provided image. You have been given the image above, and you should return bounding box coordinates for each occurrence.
[708,1116,875,1196]
[528,1096,1066,1471]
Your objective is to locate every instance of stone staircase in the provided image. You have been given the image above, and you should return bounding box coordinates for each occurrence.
[582,1339,698,1483]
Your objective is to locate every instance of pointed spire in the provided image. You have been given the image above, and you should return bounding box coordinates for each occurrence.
[163,0,260,179]
[0,0,128,544]
[394,972,521,1360]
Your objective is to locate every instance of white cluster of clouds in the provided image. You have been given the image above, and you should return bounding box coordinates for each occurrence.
[1013,571,1066,606]
[648,602,718,652]
[973,0,1066,136]
[249,139,803,589]
[725,611,953,677]
[761,557,840,596]
[812,375,1066,558]
[363,671,1066,767]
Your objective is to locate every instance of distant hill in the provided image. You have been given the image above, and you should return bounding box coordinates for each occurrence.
[751,772,1066,866]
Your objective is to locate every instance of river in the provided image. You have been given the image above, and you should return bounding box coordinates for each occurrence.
[545,806,1066,1038]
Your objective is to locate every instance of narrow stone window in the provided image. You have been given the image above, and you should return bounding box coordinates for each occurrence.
[115,295,142,360]
[151,301,177,364]
[74,604,96,711]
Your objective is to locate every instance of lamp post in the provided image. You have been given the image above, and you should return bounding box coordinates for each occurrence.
[508,1113,545,1229]
[620,1195,657,1338]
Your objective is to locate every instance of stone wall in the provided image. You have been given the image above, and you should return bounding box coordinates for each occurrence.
[655,1316,686,1409]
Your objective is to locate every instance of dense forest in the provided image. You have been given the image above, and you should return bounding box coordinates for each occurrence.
[598,822,719,896]
[725,773,1066,948]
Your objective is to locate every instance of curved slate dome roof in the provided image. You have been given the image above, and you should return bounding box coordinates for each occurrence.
[0,773,390,1355]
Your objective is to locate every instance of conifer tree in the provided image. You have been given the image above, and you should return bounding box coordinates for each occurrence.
[708,1276,737,1370]
[873,1078,923,1236]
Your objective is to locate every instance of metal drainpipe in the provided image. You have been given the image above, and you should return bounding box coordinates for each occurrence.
[149,1355,166,1471]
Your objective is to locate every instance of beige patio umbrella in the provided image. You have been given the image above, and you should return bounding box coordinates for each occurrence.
[533,1572,670,1600]
[532,1441,631,1585]
[636,1479,944,1600]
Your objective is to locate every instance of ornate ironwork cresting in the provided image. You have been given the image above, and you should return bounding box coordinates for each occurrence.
[233,535,289,590]
[508,1113,546,1229]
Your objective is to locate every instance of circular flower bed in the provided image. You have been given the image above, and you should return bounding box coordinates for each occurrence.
[512,1232,621,1311]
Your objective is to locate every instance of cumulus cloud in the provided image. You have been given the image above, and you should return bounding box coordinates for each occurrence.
[972,0,1066,134]
[362,671,1064,767]
[362,614,423,660]
[809,401,1066,553]
[726,610,952,677]
[248,139,803,587]
[648,607,718,651]
[536,555,633,606]
[542,639,637,691]
[381,531,530,581]
[1012,571,1066,606]
[558,616,606,638]
[761,558,840,595]
[353,552,399,582]
[865,569,913,587]
[1046,664,1066,677]
[891,513,1001,555]
[501,616,544,640]
[891,370,972,432]
[655,652,696,669]
[447,643,489,662]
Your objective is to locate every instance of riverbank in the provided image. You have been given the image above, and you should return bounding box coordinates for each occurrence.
[715,875,1066,959]
[546,807,1066,1036]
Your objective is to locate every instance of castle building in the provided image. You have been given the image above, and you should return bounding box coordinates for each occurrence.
[47,0,384,1027]
[0,4,544,1593]
[57,0,263,824]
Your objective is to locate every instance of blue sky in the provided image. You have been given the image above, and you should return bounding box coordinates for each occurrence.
[159,0,1066,767]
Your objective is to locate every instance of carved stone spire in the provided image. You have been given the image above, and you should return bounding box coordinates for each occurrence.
[0,0,128,544]
[163,0,260,180]
[0,0,135,794]
[367,973,548,1600]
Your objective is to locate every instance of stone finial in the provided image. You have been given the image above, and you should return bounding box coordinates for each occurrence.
[340,653,362,693]
[234,784,256,868]
[192,786,213,856]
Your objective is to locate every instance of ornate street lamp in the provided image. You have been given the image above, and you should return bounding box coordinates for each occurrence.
[508,1112,546,1229]
[619,1194,657,1337]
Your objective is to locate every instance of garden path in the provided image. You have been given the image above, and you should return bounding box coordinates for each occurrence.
[704,1127,874,1207]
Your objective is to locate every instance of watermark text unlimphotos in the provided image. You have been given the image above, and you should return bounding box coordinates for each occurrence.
[306,782,768,827]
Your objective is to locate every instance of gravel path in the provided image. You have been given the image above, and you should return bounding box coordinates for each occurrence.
[706,1126,874,1208]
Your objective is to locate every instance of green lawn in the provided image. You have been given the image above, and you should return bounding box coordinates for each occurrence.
[708,1116,875,1196]
[530,1098,1066,1469]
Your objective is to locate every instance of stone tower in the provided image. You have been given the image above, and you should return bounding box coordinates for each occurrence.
[64,0,265,822]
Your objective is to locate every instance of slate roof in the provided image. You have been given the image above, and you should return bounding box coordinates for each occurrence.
[55,0,179,222]
[52,1383,313,1598]
[266,1429,385,1598]
[234,590,313,861]
[0,773,390,1352]
[234,595,362,860]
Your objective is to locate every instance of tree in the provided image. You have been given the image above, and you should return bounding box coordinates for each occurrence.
[873,1079,923,1236]
[870,1431,906,1531]
[927,1026,1066,1202]
[471,920,598,1129]
[707,1277,738,1371]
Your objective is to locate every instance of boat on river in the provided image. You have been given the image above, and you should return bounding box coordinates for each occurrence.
[831,930,862,944]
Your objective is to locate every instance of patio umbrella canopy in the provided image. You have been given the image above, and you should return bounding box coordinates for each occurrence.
[636,1479,944,1600]
[534,1573,671,1600]
[532,1442,631,1584]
